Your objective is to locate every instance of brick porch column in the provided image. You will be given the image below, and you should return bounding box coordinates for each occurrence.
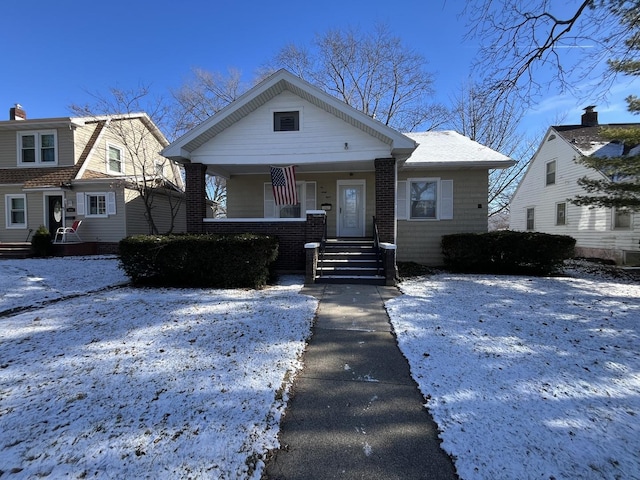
[374,157,396,244]
[184,162,208,234]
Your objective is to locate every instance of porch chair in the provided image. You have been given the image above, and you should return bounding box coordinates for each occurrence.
[54,220,82,243]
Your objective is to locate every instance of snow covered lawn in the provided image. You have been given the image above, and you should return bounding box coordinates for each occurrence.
[2,256,639,479]
[387,271,640,480]
[0,257,317,479]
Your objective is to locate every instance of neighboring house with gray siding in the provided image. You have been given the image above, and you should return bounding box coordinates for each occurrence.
[162,69,514,277]
[0,106,185,253]
[510,107,640,265]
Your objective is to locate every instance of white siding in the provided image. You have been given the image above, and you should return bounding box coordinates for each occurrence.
[191,91,392,166]
[510,129,639,263]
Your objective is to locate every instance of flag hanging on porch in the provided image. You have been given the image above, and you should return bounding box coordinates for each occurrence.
[270,165,298,205]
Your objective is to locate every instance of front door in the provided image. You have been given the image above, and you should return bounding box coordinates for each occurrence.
[47,195,64,236]
[338,182,365,237]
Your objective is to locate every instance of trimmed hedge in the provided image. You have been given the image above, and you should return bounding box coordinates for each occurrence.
[119,234,279,288]
[442,231,576,275]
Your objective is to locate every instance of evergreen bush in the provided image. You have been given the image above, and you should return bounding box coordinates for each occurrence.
[119,234,279,288]
[442,231,576,275]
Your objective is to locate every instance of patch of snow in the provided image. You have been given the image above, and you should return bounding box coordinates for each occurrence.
[387,273,640,480]
[0,258,316,479]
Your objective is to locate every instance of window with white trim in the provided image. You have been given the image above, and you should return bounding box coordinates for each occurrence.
[17,131,57,165]
[556,202,566,226]
[77,192,117,217]
[5,194,27,228]
[107,144,124,174]
[396,178,454,220]
[264,182,316,218]
[526,207,535,230]
[613,208,631,229]
[545,160,556,186]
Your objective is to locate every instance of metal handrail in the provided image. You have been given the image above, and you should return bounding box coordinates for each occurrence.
[372,216,383,275]
[318,214,328,277]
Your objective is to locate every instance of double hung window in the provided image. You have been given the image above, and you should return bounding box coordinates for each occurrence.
[556,202,566,226]
[107,145,123,174]
[18,131,57,165]
[76,192,116,217]
[396,178,454,220]
[546,160,556,186]
[5,194,27,228]
[526,208,535,230]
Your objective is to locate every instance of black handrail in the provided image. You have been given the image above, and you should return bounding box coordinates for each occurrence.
[318,214,328,277]
[372,216,383,275]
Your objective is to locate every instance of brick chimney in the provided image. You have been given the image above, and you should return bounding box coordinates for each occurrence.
[9,104,26,120]
[581,105,598,126]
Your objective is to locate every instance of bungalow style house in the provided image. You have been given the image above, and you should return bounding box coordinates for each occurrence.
[0,105,185,255]
[162,69,514,284]
[510,107,640,265]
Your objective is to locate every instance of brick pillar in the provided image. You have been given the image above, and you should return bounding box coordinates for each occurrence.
[375,158,396,244]
[184,163,208,234]
[305,210,326,243]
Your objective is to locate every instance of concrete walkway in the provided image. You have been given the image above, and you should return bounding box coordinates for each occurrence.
[263,284,458,480]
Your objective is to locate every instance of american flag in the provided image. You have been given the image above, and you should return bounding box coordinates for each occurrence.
[270,165,298,206]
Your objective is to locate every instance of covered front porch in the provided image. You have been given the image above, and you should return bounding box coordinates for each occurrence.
[182,158,399,284]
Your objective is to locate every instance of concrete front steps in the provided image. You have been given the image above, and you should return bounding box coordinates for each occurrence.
[316,238,385,285]
[0,243,32,259]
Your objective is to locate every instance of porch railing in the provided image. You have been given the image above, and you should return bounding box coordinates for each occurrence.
[372,216,383,276]
[318,214,328,277]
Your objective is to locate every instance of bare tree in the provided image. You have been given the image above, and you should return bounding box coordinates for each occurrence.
[206,175,227,218]
[70,85,184,234]
[262,24,449,132]
[448,83,540,218]
[168,68,251,211]
[463,0,640,106]
[170,68,247,139]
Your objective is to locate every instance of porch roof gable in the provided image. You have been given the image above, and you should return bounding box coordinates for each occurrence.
[162,69,417,162]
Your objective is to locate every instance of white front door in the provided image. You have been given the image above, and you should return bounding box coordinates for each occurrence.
[338,181,365,237]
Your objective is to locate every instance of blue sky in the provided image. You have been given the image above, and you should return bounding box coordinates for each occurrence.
[1,0,637,133]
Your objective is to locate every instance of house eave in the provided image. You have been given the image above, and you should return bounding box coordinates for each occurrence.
[0,118,85,131]
[401,160,516,170]
[161,69,417,160]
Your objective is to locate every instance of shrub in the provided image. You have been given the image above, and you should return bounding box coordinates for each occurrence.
[31,225,52,257]
[118,234,279,288]
[442,231,576,275]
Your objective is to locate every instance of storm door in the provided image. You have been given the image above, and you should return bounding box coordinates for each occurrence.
[337,181,365,237]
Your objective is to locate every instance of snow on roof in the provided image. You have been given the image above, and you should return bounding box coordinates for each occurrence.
[403,130,513,168]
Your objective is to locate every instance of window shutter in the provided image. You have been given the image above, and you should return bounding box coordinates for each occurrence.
[107,192,117,215]
[76,193,85,216]
[396,181,407,220]
[305,182,316,211]
[264,183,276,218]
[440,180,453,220]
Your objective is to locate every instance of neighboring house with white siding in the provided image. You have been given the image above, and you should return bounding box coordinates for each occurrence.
[162,69,514,280]
[510,107,640,265]
[0,106,185,253]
